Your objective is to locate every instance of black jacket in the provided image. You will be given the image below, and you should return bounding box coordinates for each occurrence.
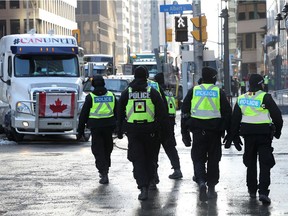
[181,84,232,133]
[117,78,170,135]
[230,91,283,139]
[77,86,118,134]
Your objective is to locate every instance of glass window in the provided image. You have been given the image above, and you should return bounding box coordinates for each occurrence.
[10,0,19,9]
[82,1,89,14]
[92,1,100,14]
[10,19,20,34]
[14,55,79,77]
[0,0,6,9]
[0,20,6,37]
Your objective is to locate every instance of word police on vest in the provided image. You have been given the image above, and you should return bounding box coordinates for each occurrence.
[94,96,113,102]
[129,92,150,99]
[238,98,261,108]
[195,90,218,97]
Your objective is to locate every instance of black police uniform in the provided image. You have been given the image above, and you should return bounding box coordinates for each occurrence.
[154,72,182,180]
[78,75,118,184]
[117,70,170,201]
[181,67,232,201]
[228,74,283,204]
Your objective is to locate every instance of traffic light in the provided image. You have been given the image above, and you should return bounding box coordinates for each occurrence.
[175,16,188,42]
[72,29,80,44]
[166,28,173,42]
[190,15,207,43]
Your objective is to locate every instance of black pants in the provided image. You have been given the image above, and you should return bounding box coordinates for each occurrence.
[153,117,181,179]
[91,127,114,175]
[127,132,159,189]
[191,129,222,187]
[162,117,181,169]
[243,134,275,196]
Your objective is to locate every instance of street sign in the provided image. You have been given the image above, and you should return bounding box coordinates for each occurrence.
[160,1,192,14]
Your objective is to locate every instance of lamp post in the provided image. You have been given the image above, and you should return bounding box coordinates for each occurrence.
[275,13,283,90]
[220,5,231,97]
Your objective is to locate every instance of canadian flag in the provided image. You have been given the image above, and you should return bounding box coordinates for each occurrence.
[39,92,75,117]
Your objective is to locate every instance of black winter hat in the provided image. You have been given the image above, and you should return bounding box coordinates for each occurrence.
[202,67,217,83]
[249,74,264,88]
[154,73,164,85]
[92,75,105,87]
[134,66,148,80]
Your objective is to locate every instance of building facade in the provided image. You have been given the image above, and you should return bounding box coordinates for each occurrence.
[0,0,77,37]
[266,0,288,90]
[236,0,266,81]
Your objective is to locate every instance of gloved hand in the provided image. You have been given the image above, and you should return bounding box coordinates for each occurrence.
[223,134,232,149]
[182,132,191,147]
[117,131,123,139]
[274,131,281,139]
[233,136,243,151]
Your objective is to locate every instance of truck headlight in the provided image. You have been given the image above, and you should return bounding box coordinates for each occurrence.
[16,102,31,114]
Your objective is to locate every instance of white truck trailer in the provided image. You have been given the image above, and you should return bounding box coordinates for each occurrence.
[0,33,87,141]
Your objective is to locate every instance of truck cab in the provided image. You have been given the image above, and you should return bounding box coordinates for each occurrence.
[0,33,86,141]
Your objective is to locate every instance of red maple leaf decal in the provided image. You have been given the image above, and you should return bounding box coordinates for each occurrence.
[50,98,67,113]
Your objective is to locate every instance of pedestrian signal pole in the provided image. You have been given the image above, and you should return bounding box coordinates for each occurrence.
[191,0,204,85]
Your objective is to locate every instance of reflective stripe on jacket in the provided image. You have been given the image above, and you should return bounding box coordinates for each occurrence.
[126,87,155,123]
[191,84,221,119]
[89,91,115,119]
[238,90,272,124]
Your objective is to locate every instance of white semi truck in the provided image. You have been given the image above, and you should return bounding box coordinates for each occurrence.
[0,33,88,141]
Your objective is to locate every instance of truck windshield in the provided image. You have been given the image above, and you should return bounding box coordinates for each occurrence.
[14,55,79,77]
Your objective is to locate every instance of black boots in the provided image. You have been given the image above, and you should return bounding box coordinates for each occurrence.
[99,174,109,184]
[168,169,183,179]
[138,187,148,200]
[207,186,217,199]
[199,182,208,202]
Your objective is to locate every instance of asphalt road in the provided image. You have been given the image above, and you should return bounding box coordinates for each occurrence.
[0,114,288,216]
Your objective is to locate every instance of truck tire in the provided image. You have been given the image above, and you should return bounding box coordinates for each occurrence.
[5,128,24,142]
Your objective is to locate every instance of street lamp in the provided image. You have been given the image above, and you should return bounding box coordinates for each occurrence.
[274,13,283,90]
[219,6,231,97]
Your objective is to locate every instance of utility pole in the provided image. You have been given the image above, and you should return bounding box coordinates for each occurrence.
[220,7,231,97]
[192,0,203,85]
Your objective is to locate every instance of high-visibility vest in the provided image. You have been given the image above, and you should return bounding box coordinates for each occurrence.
[165,90,176,116]
[238,90,272,124]
[191,84,221,119]
[240,81,245,87]
[126,87,155,123]
[89,91,115,119]
[264,77,269,85]
[147,80,160,93]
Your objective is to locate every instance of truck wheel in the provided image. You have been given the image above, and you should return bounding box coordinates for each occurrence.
[6,128,24,142]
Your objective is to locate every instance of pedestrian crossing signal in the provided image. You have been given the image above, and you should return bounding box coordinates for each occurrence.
[175,16,188,42]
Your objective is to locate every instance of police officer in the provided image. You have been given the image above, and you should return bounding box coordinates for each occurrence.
[181,67,232,202]
[117,67,169,201]
[154,72,182,180]
[240,79,246,94]
[225,73,283,204]
[77,75,118,184]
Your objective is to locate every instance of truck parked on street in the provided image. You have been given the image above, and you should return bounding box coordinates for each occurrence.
[0,33,87,141]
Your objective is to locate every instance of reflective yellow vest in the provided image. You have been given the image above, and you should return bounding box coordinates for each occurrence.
[165,90,176,116]
[238,90,272,124]
[147,80,160,93]
[191,84,221,119]
[126,87,155,123]
[264,77,269,85]
[89,92,115,119]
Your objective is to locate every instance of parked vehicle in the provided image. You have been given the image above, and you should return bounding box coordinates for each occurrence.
[83,75,133,100]
[0,33,88,141]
